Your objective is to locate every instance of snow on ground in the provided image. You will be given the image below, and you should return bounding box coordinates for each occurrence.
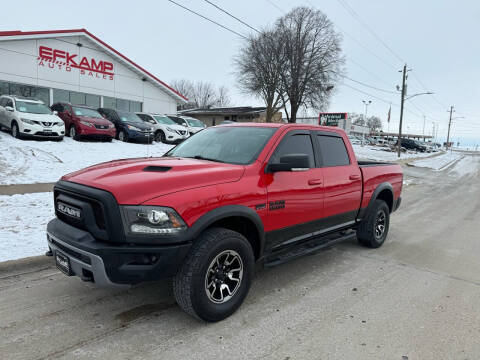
[0,131,173,185]
[0,192,53,262]
[448,155,480,177]
[352,144,433,162]
[410,151,463,171]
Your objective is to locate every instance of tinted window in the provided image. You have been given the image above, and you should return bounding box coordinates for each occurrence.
[317,135,350,167]
[272,133,315,168]
[0,98,8,107]
[5,99,13,108]
[51,103,64,112]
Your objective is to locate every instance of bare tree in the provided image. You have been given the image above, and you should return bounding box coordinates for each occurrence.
[367,116,383,132]
[170,79,231,110]
[234,29,285,122]
[276,7,344,122]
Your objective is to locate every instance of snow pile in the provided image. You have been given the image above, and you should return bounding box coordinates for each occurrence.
[0,131,173,185]
[410,152,463,171]
[352,144,432,162]
[0,192,53,262]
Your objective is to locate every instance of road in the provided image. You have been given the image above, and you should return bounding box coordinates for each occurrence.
[1,154,480,360]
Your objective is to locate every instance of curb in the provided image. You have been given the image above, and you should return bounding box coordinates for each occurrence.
[0,182,55,195]
[0,255,53,276]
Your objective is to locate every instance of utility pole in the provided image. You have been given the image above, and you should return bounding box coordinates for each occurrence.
[446,106,454,149]
[422,115,426,138]
[397,64,407,157]
[362,100,371,146]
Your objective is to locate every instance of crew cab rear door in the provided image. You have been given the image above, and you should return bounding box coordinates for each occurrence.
[314,131,362,227]
[264,130,324,250]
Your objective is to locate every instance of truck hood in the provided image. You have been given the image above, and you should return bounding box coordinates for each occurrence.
[61,157,245,204]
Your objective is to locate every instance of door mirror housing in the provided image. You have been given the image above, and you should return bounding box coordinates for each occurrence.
[5,106,14,112]
[53,110,58,115]
[266,154,310,173]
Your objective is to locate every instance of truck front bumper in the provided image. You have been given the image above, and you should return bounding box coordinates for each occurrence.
[46,218,192,286]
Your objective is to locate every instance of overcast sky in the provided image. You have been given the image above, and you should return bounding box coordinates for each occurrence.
[3,0,480,145]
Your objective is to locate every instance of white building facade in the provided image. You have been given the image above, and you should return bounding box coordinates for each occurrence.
[0,29,186,113]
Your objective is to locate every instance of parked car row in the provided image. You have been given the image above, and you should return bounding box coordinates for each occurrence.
[0,95,206,144]
[348,132,440,153]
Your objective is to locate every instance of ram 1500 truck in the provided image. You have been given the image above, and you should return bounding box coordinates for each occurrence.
[46,123,403,322]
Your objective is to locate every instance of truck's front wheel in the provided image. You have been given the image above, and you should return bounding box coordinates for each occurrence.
[357,199,390,248]
[173,227,254,322]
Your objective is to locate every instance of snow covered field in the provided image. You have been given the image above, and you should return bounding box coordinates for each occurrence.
[0,192,53,262]
[0,131,173,185]
[352,144,433,162]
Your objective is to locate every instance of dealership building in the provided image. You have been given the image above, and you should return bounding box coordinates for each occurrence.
[0,29,187,113]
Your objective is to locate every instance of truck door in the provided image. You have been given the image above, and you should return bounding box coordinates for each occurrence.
[265,130,324,250]
[315,132,362,227]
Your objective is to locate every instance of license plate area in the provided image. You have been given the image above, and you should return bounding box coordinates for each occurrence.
[43,129,52,132]
[55,250,73,276]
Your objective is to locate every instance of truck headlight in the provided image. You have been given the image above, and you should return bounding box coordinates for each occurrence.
[121,206,187,235]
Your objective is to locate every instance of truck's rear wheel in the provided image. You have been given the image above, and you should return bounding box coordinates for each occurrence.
[173,227,254,322]
[357,199,390,248]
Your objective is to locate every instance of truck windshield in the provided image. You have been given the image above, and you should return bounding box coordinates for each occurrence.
[15,101,52,114]
[166,126,277,165]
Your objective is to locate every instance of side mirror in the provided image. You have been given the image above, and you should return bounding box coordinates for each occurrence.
[5,106,14,112]
[267,154,310,173]
[149,120,156,124]
[53,110,58,115]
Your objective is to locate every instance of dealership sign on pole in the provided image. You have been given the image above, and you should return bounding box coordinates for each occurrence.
[318,112,347,126]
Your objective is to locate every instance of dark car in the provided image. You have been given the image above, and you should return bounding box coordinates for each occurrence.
[51,103,116,141]
[97,108,154,143]
[401,138,427,152]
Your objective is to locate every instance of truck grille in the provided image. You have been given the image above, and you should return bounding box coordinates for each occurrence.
[54,181,125,243]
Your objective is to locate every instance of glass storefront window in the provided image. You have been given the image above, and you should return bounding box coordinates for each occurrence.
[103,96,116,109]
[8,83,49,105]
[86,94,100,108]
[116,98,129,111]
[53,89,69,104]
[70,91,86,106]
[130,100,142,112]
[0,81,9,96]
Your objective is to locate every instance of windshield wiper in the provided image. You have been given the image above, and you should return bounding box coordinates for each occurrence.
[191,155,225,163]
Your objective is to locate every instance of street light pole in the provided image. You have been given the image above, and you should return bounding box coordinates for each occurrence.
[397,64,407,158]
[422,115,426,138]
[362,100,371,146]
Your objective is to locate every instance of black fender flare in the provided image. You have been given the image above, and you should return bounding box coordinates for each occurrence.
[358,182,393,221]
[187,205,265,256]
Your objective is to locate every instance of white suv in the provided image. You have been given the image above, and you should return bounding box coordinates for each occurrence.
[136,112,189,144]
[0,96,65,140]
[167,115,206,135]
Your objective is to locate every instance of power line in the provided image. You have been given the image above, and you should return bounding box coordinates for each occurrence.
[335,0,404,64]
[167,0,247,39]
[203,0,261,34]
[265,0,285,13]
[342,75,398,94]
[348,57,393,87]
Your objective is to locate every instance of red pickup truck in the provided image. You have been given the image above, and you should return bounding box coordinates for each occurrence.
[46,123,402,322]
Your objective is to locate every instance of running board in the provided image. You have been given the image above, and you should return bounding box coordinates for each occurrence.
[263,231,357,268]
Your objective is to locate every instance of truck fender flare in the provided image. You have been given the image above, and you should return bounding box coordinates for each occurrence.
[189,205,265,255]
[358,182,394,221]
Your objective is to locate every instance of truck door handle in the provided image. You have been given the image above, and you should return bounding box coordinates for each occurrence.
[349,174,361,180]
[308,179,323,185]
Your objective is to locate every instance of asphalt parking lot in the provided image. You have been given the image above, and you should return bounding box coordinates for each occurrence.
[1,156,480,360]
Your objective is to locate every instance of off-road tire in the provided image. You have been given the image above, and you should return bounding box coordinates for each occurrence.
[357,199,390,248]
[173,227,254,322]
